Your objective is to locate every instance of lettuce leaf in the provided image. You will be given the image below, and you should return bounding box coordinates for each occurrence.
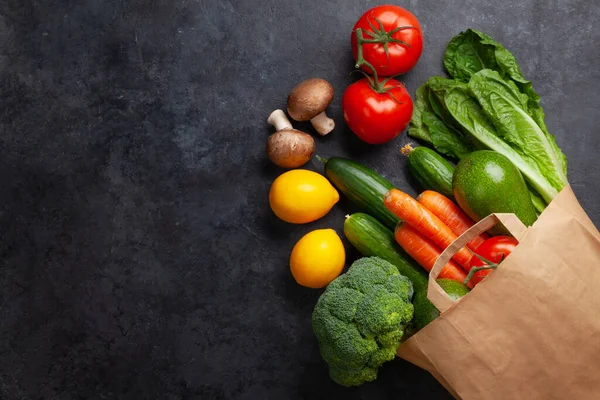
[527,183,547,214]
[423,110,473,159]
[444,29,567,176]
[409,30,568,207]
[442,70,567,203]
[407,84,433,144]
[408,78,474,159]
[444,29,502,81]
[468,70,568,200]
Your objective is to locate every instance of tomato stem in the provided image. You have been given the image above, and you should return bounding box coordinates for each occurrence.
[463,253,505,286]
[355,28,382,89]
[462,265,497,286]
[355,16,416,67]
[354,26,410,102]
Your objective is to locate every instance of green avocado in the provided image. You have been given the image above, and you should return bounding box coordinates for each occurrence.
[452,150,537,235]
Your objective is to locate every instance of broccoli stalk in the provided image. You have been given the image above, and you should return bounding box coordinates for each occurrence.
[311,257,415,387]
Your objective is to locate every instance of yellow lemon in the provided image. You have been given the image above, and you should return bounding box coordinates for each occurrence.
[269,169,339,224]
[290,229,346,288]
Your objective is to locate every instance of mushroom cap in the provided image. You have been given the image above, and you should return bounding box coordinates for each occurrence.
[287,78,334,121]
[266,129,315,169]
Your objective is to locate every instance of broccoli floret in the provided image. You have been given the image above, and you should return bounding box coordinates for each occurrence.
[311,256,415,387]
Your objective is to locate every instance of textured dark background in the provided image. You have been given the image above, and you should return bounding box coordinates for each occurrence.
[1,0,598,399]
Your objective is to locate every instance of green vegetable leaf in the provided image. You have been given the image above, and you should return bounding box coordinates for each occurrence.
[442,85,558,202]
[426,78,476,159]
[527,183,547,214]
[444,29,567,176]
[467,69,568,201]
[411,29,568,208]
[444,29,500,81]
[427,77,468,132]
[407,84,433,144]
[408,78,474,159]
[423,110,472,159]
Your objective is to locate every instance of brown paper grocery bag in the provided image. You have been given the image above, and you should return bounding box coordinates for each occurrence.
[397,185,600,400]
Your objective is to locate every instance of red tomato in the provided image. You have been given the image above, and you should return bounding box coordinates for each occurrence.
[342,77,413,144]
[351,5,423,76]
[468,236,519,286]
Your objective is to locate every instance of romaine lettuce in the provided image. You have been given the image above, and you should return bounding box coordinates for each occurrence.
[444,29,567,176]
[407,29,568,209]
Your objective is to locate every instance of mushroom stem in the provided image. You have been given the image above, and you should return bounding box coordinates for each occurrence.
[310,112,335,136]
[267,109,293,131]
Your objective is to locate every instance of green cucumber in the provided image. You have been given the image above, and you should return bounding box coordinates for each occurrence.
[403,145,455,200]
[344,213,427,291]
[344,213,436,330]
[320,156,398,230]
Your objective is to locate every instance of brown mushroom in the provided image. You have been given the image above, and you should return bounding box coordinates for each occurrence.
[266,109,315,169]
[287,78,335,136]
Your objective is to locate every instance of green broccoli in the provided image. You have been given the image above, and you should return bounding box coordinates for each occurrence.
[311,256,415,387]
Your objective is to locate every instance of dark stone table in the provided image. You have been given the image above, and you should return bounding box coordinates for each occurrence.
[1,1,598,399]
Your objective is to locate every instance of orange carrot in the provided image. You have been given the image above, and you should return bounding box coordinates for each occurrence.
[394,223,471,286]
[384,188,472,269]
[417,190,489,251]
